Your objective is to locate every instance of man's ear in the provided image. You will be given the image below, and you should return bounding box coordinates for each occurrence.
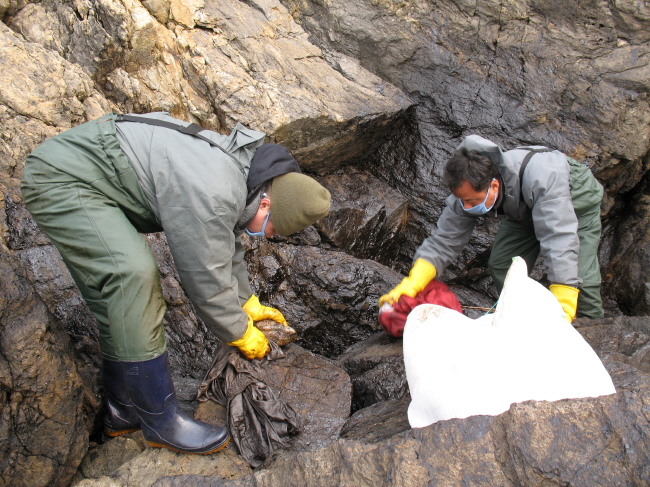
[259,196,271,210]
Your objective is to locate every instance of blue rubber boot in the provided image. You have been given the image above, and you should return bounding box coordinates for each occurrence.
[122,352,230,454]
[103,358,141,437]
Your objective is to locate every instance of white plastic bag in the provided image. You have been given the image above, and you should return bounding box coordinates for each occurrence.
[404,257,616,428]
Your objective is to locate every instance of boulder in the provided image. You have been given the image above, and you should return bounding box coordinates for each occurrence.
[73,445,252,487]
[0,249,92,487]
[337,332,407,412]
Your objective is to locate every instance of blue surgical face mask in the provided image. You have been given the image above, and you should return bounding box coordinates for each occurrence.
[462,180,497,215]
[245,210,271,237]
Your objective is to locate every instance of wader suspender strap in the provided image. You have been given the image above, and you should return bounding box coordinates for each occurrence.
[115,114,239,165]
[518,147,553,193]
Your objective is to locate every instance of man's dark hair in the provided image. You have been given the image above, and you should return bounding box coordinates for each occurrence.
[443,147,500,191]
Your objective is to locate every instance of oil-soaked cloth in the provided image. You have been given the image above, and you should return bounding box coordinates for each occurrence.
[378,279,462,337]
[197,341,303,467]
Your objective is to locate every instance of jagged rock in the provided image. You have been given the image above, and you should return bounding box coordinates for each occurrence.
[576,315,650,374]
[70,359,650,487]
[72,446,252,487]
[2,0,650,484]
[337,332,407,412]
[73,343,351,485]
[0,249,92,487]
[245,239,399,357]
[153,476,256,487]
[210,361,650,487]
[281,0,650,302]
[339,396,411,443]
[70,435,147,485]
[600,175,650,315]
[318,169,410,268]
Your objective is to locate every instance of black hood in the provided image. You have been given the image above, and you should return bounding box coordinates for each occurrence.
[247,144,301,197]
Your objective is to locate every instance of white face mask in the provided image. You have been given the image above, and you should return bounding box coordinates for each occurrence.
[462,179,497,215]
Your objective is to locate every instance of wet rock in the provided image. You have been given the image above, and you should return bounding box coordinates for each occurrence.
[339,395,411,443]
[577,316,650,374]
[337,332,407,412]
[600,175,650,315]
[0,249,91,487]
[229,362,650,487]
[245,239,400,357]
[1,0,650,484]
[13,231,221,381]
[75,343,351,485]
[318,169,410,268]
[281,0,650,303]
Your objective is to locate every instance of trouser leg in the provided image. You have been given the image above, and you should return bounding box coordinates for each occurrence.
[488,219,540,294]
[575,205,604,318]
[567,157,605,319]
[21,180,167,361]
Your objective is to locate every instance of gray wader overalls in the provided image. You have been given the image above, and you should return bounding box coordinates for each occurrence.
[21,114,167,361]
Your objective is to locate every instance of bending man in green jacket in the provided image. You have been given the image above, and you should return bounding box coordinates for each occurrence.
[380,134,604,323]
[21,112,331,455]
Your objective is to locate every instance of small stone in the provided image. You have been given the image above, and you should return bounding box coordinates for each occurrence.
[256,319,298,346]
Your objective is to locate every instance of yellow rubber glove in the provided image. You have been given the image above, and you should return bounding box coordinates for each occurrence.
[550,284,580,323]
[242,295,288,326]
[228,316,270,360]
[378,258,437,307]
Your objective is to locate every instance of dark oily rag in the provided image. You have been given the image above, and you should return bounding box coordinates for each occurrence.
[197,340,303,467]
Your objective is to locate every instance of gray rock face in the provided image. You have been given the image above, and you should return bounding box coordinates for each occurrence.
[279,0,650,301]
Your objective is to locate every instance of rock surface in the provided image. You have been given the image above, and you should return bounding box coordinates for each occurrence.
[0,250,91,487]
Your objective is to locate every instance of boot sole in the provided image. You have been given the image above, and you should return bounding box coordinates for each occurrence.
[105,427,141,437]
[146,436,230,455]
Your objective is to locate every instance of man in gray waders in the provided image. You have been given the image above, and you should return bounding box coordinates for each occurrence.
[380,134,604,323]
[21,112,331,454]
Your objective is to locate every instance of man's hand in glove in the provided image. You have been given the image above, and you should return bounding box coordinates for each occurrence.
[379,258,437,307]
[243,295,288,326]
[228,316,270,360]
[550,284,580,323]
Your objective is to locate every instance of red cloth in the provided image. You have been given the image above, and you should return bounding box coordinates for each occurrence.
[378,279,462,338]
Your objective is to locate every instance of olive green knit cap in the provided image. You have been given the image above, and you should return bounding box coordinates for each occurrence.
[269,173,331,236]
